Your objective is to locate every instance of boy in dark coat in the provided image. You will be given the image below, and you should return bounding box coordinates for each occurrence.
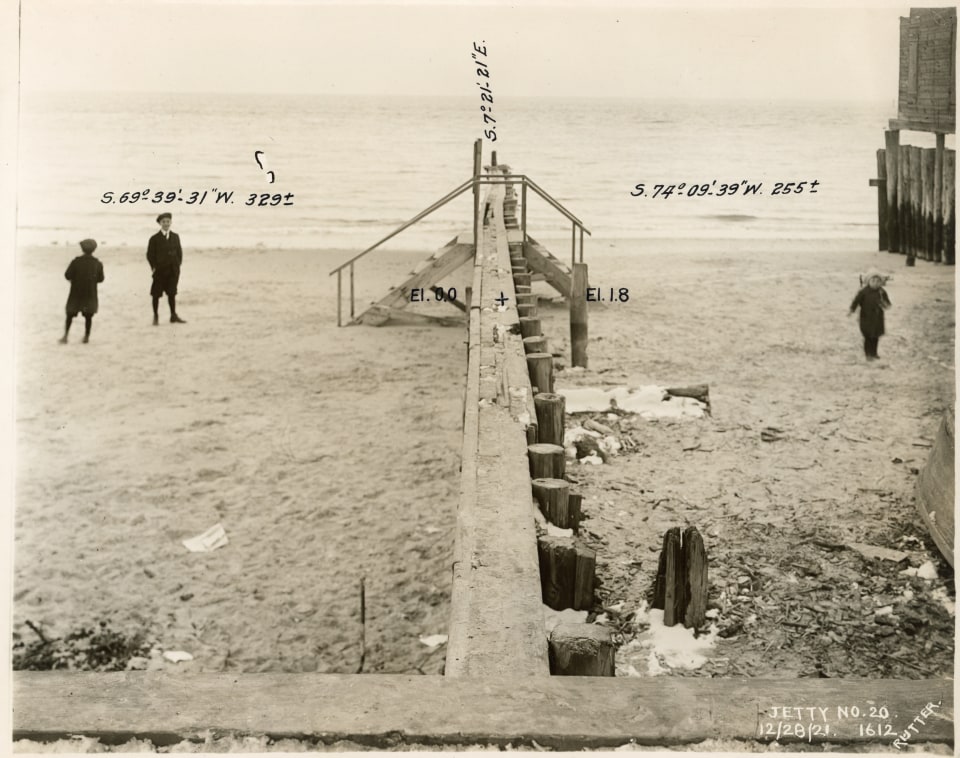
[146,212,186,325]
[60,239,104,344]
[848,270,891,360]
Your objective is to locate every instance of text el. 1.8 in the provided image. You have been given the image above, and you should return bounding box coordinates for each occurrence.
[587,287,630,303]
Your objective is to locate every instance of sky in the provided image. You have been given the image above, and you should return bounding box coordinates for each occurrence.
[16,1,913,101]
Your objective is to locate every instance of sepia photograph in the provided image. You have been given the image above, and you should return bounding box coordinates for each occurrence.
[5,0,956,754]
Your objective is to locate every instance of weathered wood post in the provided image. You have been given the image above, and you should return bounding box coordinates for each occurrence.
[534,392,565,446]
[570,263,588,368]
[350,263,355,319]
[537,536,595,610]
[872,149,888,251]
[681,527,708,630]
[518,316,541,340]
[549,623,615,676]
[934,134,945,261]
[517,303,537,319]
[522,335,548,354]
[899,145,909,260]
[920,148,936,261]
[472,139,482,253]
[336,270,342,327]
[514,272,532,288]
[910,145,926,258]
[944,149,955,265]
[526,352,554,395]
[528,443,565,479]
[568,492,583,533]
[532,478,570,527]
[905,147,916,265]
[885,129,900,251]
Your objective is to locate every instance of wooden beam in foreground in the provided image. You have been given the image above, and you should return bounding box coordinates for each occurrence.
[13,673,953,749]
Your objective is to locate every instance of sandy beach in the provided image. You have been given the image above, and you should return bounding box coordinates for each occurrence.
[13,236,955,680]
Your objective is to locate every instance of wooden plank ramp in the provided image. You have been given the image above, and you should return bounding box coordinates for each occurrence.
[445,180,547,677]
[352,235,474,325]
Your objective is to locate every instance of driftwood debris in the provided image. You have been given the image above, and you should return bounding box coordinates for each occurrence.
[665,384,710,412]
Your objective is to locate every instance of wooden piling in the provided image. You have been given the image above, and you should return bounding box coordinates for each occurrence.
[874,149,888,251]
[516,293,538,308]
[548,623,614,677]
[538,536,577,610]
[517,303,537,319]
[681,527,708,630]
[532,477,570,527]
[515,285,532,295]
[528,443,565,480]
[574,545,596,610]
[944,149,955,265]
[898,145,909,258]
[514,272,532,288]
[570,263,588,369]
[522,335,548,355]
[923,148,935,260]
[518,316,541,340]
[912,146,923,259]
[537,536,595,611]
[534,392,565,447]
[568,492,583,533]
[934,134,945,261]
[885,130,900,252]
[526,352,554,395]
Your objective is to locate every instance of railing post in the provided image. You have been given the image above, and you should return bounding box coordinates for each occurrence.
[473,139,482,253]
[522,179,527,245]
[337,269,342,327]
[579,226,584,263]
[571,222,576,268]
[350,262,355,320]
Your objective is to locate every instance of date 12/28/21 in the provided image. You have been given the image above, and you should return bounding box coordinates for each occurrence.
[631,180,820,198]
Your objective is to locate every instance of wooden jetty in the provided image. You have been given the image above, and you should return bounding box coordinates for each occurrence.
[872,7,956,264]
[12,144,954,750]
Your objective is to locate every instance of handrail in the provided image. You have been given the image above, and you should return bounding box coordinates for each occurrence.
[520,176,591,236]
[329,177,476,276]
[475,175,590,235]
[330,163,591,325]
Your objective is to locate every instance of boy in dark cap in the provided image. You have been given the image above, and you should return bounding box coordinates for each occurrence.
[848,269,892,360]
[146,212,186,324]
[60,238,104,344]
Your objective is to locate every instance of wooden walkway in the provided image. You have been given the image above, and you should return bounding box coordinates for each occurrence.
[445,181,547,677]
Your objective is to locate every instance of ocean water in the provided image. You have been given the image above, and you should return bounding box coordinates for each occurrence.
[17,93,941,254]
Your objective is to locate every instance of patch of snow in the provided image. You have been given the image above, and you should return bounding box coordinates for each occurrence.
[617,601,718,676]
[917,561,939,580]
[542,606,588,635]
[545,523,573,538]
[418,634,448,648]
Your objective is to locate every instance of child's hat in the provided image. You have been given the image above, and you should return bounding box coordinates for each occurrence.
[156,212,172,223]
[79,239,97,253]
